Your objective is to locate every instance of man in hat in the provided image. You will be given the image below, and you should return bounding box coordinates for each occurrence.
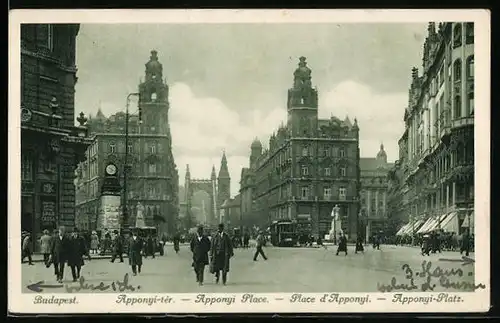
[253,230,268,261]
[22,232,34,265]
[39,229,52,265]
[128,229,144,276]
[190,225,211,285]
[110,230,124,263]
[209,223,234,285]
[50,226,70,283]
[68,228,90,282]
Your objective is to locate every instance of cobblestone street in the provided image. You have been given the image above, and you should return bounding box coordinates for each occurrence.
[22,245,476,294]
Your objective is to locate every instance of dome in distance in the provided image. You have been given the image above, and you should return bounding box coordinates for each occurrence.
[251,138,262,149]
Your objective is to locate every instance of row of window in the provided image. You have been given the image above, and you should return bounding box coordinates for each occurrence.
[300,166,347,177]
[21,154,57,181]
[300,187,347,200]
[301,146,346,157]
[108,142,160,154]
[453,23,474,49]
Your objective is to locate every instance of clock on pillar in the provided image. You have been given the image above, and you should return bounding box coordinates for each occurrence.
[98,162,122,233]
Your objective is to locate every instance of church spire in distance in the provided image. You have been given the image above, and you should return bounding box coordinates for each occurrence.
[218,150,230,179]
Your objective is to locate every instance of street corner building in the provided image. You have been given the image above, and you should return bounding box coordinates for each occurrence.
[359,144,393,242]
[20,24,93,246]
[74,50,179,235]
[239,56,362,241]
[388,22,475,238]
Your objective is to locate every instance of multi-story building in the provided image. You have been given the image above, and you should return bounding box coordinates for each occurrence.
[396,22,474,236]
[359,144,393,241]
[240,57,361,240]
[20,24,92,244]
[75,50,179,235]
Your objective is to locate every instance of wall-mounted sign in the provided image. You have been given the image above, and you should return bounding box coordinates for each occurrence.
[40,197,57,229]
[41,182,56,195]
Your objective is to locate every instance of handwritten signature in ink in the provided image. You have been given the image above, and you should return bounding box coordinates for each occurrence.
[65,273,141,293]
[377,261,486,292]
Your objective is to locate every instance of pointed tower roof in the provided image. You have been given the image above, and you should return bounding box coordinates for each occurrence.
[211,165,217,179]
[218,150,230,179]
[344,115,352,128]
[377,143,387,159]
[96,104,106,120]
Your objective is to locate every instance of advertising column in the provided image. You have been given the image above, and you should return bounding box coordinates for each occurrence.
[98,162,122,233]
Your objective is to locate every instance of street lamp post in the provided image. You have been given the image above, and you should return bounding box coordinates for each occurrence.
[123,92,140,230]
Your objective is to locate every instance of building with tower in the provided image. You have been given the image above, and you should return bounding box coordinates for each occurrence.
[359,144,393,242]
[74,50,179,235]
[391,22,474,239]
[240,57,361,240]
[20,24,92,246]
[183,152,231,229]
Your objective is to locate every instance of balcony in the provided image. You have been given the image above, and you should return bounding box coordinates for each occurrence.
[451,117,474,129]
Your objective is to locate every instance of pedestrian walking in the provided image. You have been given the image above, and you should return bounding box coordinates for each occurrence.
[190,225,211,286]
[22,232,34,265]
[460,232,471,257]
[90,231,99,254]
[173,233,181,254]
[68,228,90,282]
[253,231,268,261]
[355,235,364,254]
[39,229,52,265]
[50,226,70,283]
[209,223,234,285]
[336,233,348,256]
[110,230,124,263]
[243,231,250,249]
[128,230,144,276]
[144,235,155,259]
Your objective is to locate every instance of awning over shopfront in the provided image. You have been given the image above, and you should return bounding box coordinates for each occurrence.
[417,217,437,234]
[440,212,459,233]
[425,213,450,232]
[396,218,424,236]
[461,211,474,230]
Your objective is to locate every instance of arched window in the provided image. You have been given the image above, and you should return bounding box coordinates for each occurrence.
[151,92,157,101]
[302,146,308,156]
[454,95,462,119]
[467,92,474,116]
[465,23,474,44]
[453,24,462,48]
[453,59,462,82]
[466,56,474,79]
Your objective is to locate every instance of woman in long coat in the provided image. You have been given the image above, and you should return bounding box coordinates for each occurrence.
[128,231,144,276]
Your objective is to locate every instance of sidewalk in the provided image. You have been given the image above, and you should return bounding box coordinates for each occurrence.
[26,253,127,264]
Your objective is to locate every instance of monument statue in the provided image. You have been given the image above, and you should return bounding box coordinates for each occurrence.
[136,202,146,228]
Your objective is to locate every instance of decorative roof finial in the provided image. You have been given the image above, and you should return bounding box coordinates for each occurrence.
[77,112,88,126]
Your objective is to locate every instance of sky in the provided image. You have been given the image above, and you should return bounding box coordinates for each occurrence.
[74,23,428,197]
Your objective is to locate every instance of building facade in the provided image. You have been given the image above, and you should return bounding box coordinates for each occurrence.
[395,22,474,236]
[75,50,179,235]
[20,24,92,243]
[359,144,393,241]
[183,152,231,229]
[241,57,361,240]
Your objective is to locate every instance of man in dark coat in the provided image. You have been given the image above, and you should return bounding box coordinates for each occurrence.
[190,225,211,285]
[460,232,471,257]
[173,233,181,254]
[355,235,364,254]
[67,228,90,282]
[243,231,250,249]
[336,233,348,256]
[50,226,70,283]
[110,230,124,263]
[128,230,144,276]
[209,223,234,285]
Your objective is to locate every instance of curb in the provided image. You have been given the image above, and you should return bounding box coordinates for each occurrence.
[27,255,128,264]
